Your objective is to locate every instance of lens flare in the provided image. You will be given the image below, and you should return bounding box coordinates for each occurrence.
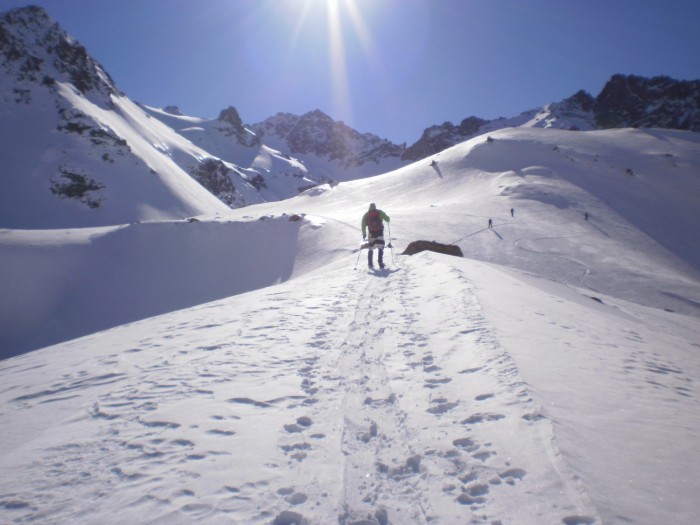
[285,0,377,124]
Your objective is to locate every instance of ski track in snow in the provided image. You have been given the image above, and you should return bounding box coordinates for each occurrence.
[0,257,601,524]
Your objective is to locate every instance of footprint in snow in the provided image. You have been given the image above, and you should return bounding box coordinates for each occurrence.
[461,413,505,425]
[498,467,527,485]
[475,393,495,401]
[427,399,458,414]
[272,510,305,525]
[562,516,596,525]
[284,416,313,433]
[453,437,480,453]
[458,482,490,507]
[280,442,311,462]
[424,377,451,389]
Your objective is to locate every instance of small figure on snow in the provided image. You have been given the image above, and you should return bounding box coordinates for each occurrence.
[362,203,390,269]
[584,212,589,221]
[488,218,493,228]
[510,208,515,218]
[430,159,438,167]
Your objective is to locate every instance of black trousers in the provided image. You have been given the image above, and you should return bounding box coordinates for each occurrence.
[368,232,385,266]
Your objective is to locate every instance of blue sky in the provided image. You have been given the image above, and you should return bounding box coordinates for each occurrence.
[2,0,699,144]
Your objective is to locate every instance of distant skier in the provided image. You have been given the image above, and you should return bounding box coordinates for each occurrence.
[585,212,589,221]
[510,208,515,218]
[488,218,493,228]
[361,203,390,269]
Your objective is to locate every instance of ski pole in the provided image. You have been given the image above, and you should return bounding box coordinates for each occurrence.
[354,240,364,270]
[387,222,395,264]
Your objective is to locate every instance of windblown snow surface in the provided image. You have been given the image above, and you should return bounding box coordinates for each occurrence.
[1,128,700,524]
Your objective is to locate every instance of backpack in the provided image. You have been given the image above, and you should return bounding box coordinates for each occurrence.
[367,209,383,234]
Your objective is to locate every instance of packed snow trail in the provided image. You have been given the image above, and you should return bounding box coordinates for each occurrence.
[317,257,599,524]
[0,254,600,524]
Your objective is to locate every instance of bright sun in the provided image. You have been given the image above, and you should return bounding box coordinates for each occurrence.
[287,0,376,122]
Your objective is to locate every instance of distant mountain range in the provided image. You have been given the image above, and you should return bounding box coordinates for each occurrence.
[1,5,699,227]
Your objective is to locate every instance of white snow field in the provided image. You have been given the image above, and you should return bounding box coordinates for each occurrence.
[1,128,700,524]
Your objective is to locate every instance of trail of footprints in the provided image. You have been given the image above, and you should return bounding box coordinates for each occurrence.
[308,265,599,525]
[3,268,598,524]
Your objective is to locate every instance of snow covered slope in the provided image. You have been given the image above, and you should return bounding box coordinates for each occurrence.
[2,127,699,354]
[0,7,229,228]
[1,127,700,524]
[142,105,322,206]
[0,6,321,228]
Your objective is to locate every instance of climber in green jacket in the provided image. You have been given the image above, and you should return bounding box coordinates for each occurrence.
[361,203,390,269]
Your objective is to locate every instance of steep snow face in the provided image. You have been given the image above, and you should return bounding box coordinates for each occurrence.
[0,7,231,229]
[0,78,231,229]
[0,6,327,226]
[143,105,324,205]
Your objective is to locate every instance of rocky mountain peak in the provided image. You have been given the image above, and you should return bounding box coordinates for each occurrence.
[163,105,184,115]
[1,5,119,104]
[563,90,596,112]
[217,105,244,127]
[251,109,404,170]
[401,116,488,161]
[595,74,700,130]
[216,105,260,147]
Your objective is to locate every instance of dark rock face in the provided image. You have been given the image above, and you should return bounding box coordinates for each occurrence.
[217,106,261,147]
[402,240,463,257]
[402,116,488,161]
[566,89,596,112]
[188,158,240,207]
[0,5,120,104]
[594,74,700,130]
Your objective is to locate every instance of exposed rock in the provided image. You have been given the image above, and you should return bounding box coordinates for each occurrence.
[217,106,260,147]
[251,109,404,168]
[402,240,463,257]
[595,74,700,130]
[0,5,120,104]
[402,116,487,161]
[189,158,240,207]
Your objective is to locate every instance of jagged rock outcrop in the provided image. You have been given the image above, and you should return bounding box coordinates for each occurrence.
[218,106,261,147]
[1,5,120,106]
[402,116,487,161]
[252,110,404,168]
[402,75,700,161]
[188,158,242,208]
[594,74,700,130]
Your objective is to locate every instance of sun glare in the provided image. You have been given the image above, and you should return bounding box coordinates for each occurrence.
[286,0,377,124]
